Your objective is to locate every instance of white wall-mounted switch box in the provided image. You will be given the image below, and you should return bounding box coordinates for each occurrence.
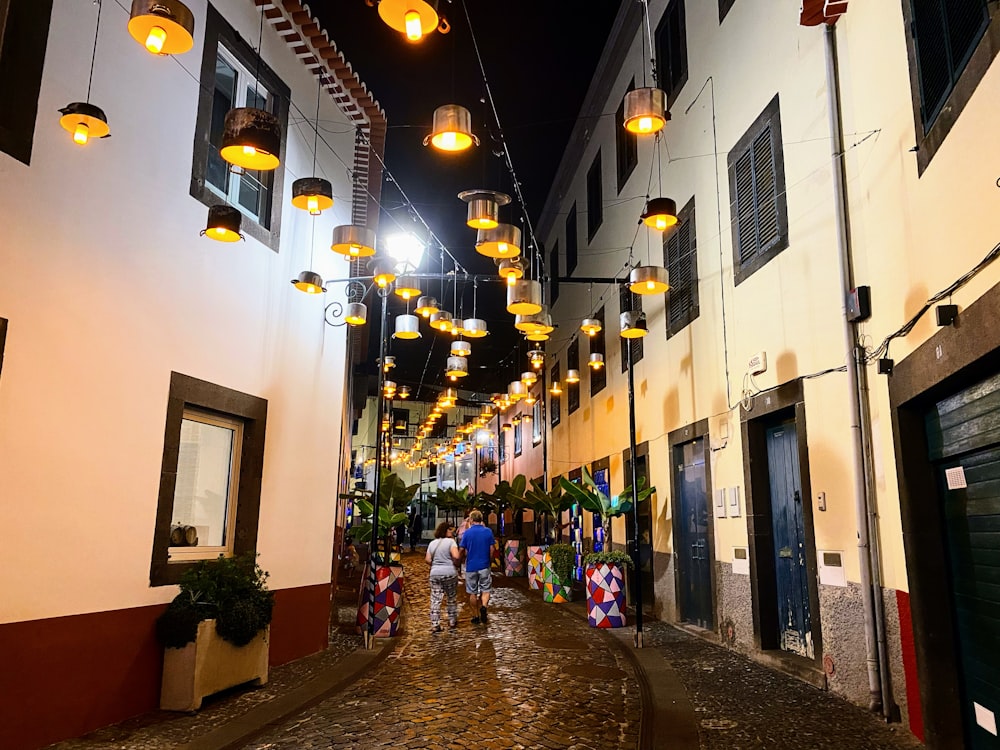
[732,547,750,575]
[818,550,847,587]
[728,486,741,517]
[714,488,727,518]
[748,351,767,375]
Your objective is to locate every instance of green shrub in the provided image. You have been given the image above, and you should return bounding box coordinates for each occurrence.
[583,550,634,569]
[546,543,576,584]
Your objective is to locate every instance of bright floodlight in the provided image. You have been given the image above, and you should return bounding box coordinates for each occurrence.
[386,232,425,271]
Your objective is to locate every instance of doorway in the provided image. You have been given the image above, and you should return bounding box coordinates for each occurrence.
[624,443,655,612]
[673,434,714,629]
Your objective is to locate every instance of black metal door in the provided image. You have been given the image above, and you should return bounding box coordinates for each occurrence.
[674,437,713,629]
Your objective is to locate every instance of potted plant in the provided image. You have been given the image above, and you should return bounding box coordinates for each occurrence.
[155,553,274,711]
[542,542,576,603]
[342,469,417,638]
[561,468,655,627]
[484,474,529,576]
[523,480,570,589]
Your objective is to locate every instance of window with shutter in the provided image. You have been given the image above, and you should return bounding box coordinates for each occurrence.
[903,0,995,174]
[664,198,698,337]
[589,306,607,397]
[616,80,638,193]
[727,94,788,285]
[655,0,688,108]
[587,152,603,241]
[567,338,581,414]
[620,285,644,373]
[566,204,578,275]
[0,0,52,165]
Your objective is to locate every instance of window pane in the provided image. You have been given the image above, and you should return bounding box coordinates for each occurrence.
[237,170,263,217]
[207,56,236,193]
[171,417,236,547]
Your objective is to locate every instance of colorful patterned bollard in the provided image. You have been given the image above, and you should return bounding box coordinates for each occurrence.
[527,545,547,590]
[503,539,526,576]
[542,552,573,603]
[356,563,404,637]
[585,562,627,628]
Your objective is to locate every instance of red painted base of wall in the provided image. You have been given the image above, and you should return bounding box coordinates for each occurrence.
[0,582,331,750]
[896,589,925,742]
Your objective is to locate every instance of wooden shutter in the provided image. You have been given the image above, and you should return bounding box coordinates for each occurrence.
[666,209,697,333]
[734,125,777,264]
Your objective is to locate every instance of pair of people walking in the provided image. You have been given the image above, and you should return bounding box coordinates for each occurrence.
[425,509,495,632]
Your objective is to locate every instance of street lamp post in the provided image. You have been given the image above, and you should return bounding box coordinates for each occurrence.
[625,337,644,648]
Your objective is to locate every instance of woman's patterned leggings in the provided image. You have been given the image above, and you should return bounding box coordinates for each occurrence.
[429,574,458,627]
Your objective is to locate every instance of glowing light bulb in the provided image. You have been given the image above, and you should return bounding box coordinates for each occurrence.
[401,290,411,300]
[497,242,508,254]
[349,244,361,256]
[506,273,517,285]
[214,227,226,236]
[404,10,422,41]
[307,196,320,215]
[655,216,668,230]
[145,26,167,54]
[638,116,653,133]
[377,277,388,288]
[647,280,656,291]
[72,122,89,145]
[242,145,257,156]
[438,131,457,149]
[449,375,457,382]
[421,310,430,318]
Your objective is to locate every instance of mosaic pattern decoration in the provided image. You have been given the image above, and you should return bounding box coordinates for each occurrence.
[356,563,404,637]
[504,539,526,577]
[542,555,573,603]
[527,545,547,590]
[586,562,626,628]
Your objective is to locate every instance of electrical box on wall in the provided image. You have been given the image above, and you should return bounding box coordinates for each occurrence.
[748,351,767,375]
[846,286,871,322]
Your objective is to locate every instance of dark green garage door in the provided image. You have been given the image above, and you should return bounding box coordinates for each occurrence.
[925,372,1000,749]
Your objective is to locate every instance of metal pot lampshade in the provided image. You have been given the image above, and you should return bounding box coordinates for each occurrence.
[291,270,326,294]
[580,317,602,336]
[450,340,471,357]
[220,107,282,170]
[127,0,195,55]
[200,205,243,242]
[381,356,396,371]
[59,102,110,145]
[528,349,545,367]
[291,177,334,215]
[394,275,422,301]
[440,387,458,405]
[506,279,543,315]
[620,310,649,338]
[525,331,550,342]
[445,356,469,379]
[462,318,489,338]
[429,310,454,332]
[623,87,668,135]
[514,309,554,334]
[521,371,537,386]
[566,369,581,384]
[423,104,479,152]
[476,224,521,259]
[499,258,524,284]
[458,189,511,229]
[640,197,678,230]
[589,352,605,369]
[371,259,397,289]
[344,302,368,326]
[550,381,563,395]
[331,225,377,259]
[394,314,421,339]
[398,385,411,399]
[377,0,442,41]
[508,380,527,401]
[629,265,670,295]
[415,296,440,318]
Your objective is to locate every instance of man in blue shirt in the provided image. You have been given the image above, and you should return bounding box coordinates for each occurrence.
[459,509,496,623]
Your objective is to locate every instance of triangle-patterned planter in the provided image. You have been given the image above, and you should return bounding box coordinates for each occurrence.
[585,562,627,628]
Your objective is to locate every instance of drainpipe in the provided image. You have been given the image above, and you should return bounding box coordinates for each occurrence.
[824,24,890,715]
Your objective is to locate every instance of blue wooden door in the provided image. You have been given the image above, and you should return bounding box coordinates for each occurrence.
[674,438,713,629]
[766,422,813,658]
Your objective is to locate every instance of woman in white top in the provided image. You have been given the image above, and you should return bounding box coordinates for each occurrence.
[425,521,461,632]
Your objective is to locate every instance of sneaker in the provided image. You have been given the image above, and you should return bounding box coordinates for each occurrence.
[432,625,442,633]
[470,616,480,624]
[480,606,488,622]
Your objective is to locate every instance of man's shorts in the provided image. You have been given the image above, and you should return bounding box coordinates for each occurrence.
[465,568,492,595]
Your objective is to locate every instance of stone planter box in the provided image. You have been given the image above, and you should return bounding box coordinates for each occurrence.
[356,562,404,637]
[503,539,526,577]
[160,619,268,711]
[585,562,627,628]
[542,553,573,603]
[527,545,547,590]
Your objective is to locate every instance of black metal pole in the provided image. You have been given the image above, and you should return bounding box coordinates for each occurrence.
[626,338,644,648]
[365,288,390,648]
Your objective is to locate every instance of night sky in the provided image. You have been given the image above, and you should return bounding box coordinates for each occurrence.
[311,1,621,399]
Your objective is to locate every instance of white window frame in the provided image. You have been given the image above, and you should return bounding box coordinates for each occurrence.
[532,400,543,445]
[167,408,243,563]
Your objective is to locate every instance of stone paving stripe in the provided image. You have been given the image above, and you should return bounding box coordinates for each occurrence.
[174,640,394,750]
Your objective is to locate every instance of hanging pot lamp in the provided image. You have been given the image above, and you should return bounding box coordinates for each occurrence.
[640,197,678,230]
[620,310,649,338]
[291,177,334,215]
[450,340,471,358]
[376,0,447,42]
[291,270,326,294]
[525,331,550,342]
[423,104,478,152]
[220,107,281,170]
[60,1,110,146]
[566,369,581,384]
[383,380,397,397]
[440,387,458,405]
[331,225,377,259]
[623,87,668,135]
[508,381,527,401]
[429,310,454,333]
[521,371,537,386]
[499,258,524,285]
[629,265,670,295]
[127,0,195,55]
[380,356,396,372]
[371,259,397,289]
[394,275,422,301]
[414,295,440,318]
[398,385,411,399]
[394,314,421,339]
[476,224,521,259]
[550,381,563,396]
[589,352,605,370]
[462,318,489,338]
[580,317,602,336]
[524,393,537,406]
[344,302,368,326]
[458,189,510,230]
[200,205,243,242]
[506,279,543,315]
[445,355,469,380]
